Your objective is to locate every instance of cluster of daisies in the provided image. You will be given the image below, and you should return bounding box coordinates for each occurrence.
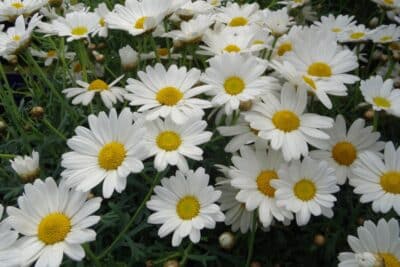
[1,0,400,266]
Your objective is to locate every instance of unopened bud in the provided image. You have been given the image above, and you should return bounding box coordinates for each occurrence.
[88,43,96,50]
[314,234,325,246]
[30,106,44,119]
[163,260,179,267]
[369,17,379,28]
[250,261,262,267]
[219,231,235,250]
[119,45,138,71]
[364,109,374,120]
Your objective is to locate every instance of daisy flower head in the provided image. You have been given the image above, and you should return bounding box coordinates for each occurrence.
[271,157,339,226]
[338,218,400,267]
[146,167,224,247]
[369,24,400,43]
[261,7,293,36]
[271,25,303,60]
[105,0,170,36]
[360,75,400,116]
[313,14,356,35]
[244,84,334,161]
[10,150,40,183]
[0,0,46,22]
[216,165,255,233]
[61,108,148,198]
[229,145,293,227]
[338,24,372,43]
[201,53,278,115]
[93,3,110,37]
[351,142,400,215]
[278,0,310,9]
[0,204,20,267]
[310,115,384,185]
[62,75,126,109]
[371,0,400,9]
[143,117,212,172]
[215,2,262,28]
[6,177,102,267]
[30,47,75,66]
[175,0,214,21]
[125,63,211,124]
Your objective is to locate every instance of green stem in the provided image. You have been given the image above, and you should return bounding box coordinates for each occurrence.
[384,54,395,80]
[83,244,101,267]
[267,36,278,61]
[97,171,164,260]
[245,214,257,267]
[150,36,160,62]
[77,40,89,81]
[0,154,16,159]
[42,118,67,141]
[373,110,379,131]
[179,243,194,266]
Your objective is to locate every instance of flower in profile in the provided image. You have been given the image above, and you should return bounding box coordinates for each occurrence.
[119,45,138,70]
[30,47,75,66]
[371,0,400,9]
[147,167,224,246]
[6,177,102,267]
[0,0,46,22]
[10,150,40,183]
[313,14,356,35]
[369,24,400,43]
[0,204,20,267]
[261,7,293,36]
[93,3,110,37]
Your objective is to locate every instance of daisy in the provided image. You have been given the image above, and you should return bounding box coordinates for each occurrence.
[351,142,400,215]
[310,115,384,185]
[125,64,211,124]
[119,45,138,70]
[371,0,400,9]
[369,24,400,43]
[30,47,75,66]
[140,47,187,61]
[360,75,400,117]
[93,3,110,37]
[10,150,40,183]
[261,7,293,36]
[338,218,400,267]
[105,0,170,36]
[216,165,255,233]
[278,0,310,8]
[215,2,262,28]
[61,108,148,198]
[217,115,269,153]
[6,177,101,267]
[146,167,225,247]
[271,25,303,60]
[244,84,334,161]
[338,24,372,43]
[201,53,278,114]
[313,14,356,35]
[62,75,126,109]
[271,157,339,226]
[0,0,46,22]
[0,205,20,267]
[175,0,214,21]
[229,146,293,227]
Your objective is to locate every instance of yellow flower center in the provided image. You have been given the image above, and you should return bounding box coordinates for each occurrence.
[272,110,300,132]
[294,179,316,201]
[350,32,365,40]
[252,40,264,45]
[157,48,169,57]
[47,50,57,57]
[88,79,109,91]
[71,26,88,36]
[277,42,292,56]
[38,213,71,245]
[380,36,393,42]
[11,2,24,9]
[98,142,126,170]
[303,75,317,90]
[256,170,278,197]
[229,16,248,27]
[156,86,183,106]
[384,0,394,5]
[307,62,332,77]
[373,97,391,108]
[331,27,342,33]
[99,18,105,27]
[224,44,241,53]
[380,171,400,194]
[134,16,147,29]
[332,141,357,166]
[224,76,245,95]
[176,195,200,220]
[156,131,181,151]
[378,253,400,267]
[12,35,21,41]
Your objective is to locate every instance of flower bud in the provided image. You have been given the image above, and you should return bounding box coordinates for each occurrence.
[369,17,379,28]
[219,231,235,250]
[163,260,179,267]
[30,106,44,119]
[250,261,262,267]
[313,234,325,246]
[119,45,138,71]
[10,150,40,183]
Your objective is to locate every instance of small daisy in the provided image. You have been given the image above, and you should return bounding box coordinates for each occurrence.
[351,142,400,215]
[6,177,102,267]
[0,0,46,22]
[360,75,400,117]
[62,75,126,109]
[369,24,400,43]
[105,0,170,36]
[10,150,40,183]
[338,24,372,43]
[30,47,75,66]
[146,167,225,247]
[261,7,293,36]
[0,204,20,267]
[215,2,262,28]
[278,0,310,8]
[244,84,334,161]
[93,3,110,37]
[371,0,400,9]
[271,25,303,60]
[271,157,339,226]
[201,53,278,114]
[125,63,211,124]
[229,146,293,227]
[61,108,148,198]
[338,218,400,267]
[175,0,214,20]
[310,115,384,185]
[216,165,255,233]
[143,117,212,171]
[313,14,356,35]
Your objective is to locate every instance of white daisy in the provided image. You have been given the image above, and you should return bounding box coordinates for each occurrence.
[310,115,384,185]
[105,0,170,36]
[338,218,400,267]
[351,142,400,215]
[0,205,20,267]
[62,75,126,109]
[360,75,400,116]
[313,14,356,35]
[6,177,102,267]
[371,0,400,9]
[270,25,303,60]
[261,7,293,36]
[175,0,214,20]
[201,53,278,114]
[278,0,310,8]
[125,63,211,124]
[146,167,225,247]
[0,0,46,22]
[61,108,148,198]
[10,150,40,183]
[215,2,262,28]
[244,84,334,161]
[368,24,400,43]
[143,117,212,172]
[30,47,75,66]
[338,24,372,43]
[119,45,138,70]
[229,146,293,227]
[93,3,110,37]
[271,157,339,226]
